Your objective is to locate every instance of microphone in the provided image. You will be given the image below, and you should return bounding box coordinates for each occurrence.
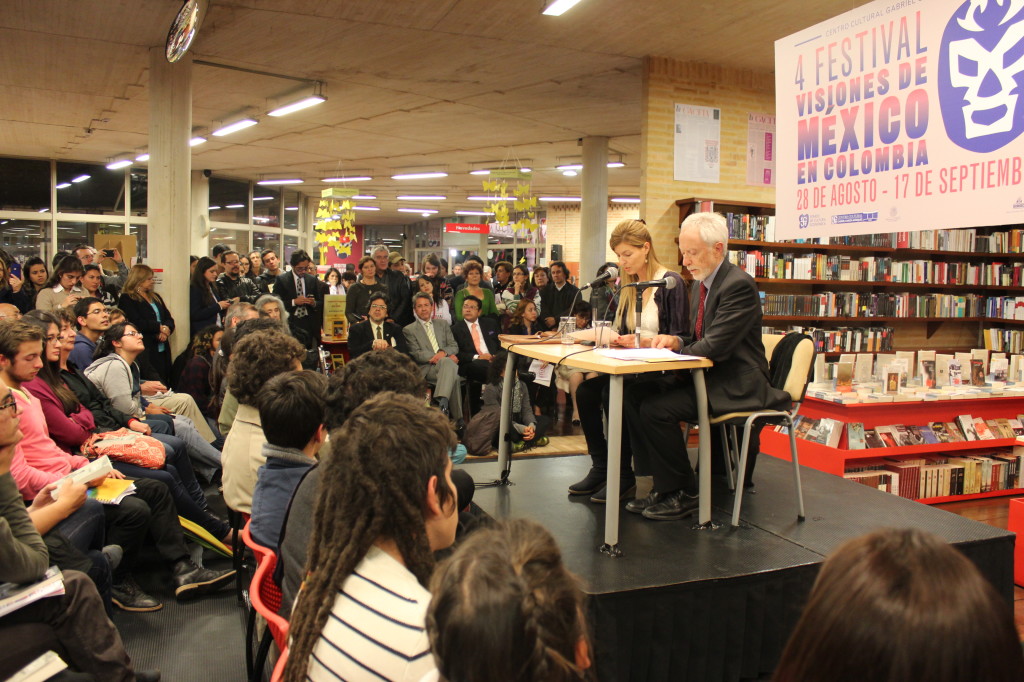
[622,276,678,291]
[579,266,619,291]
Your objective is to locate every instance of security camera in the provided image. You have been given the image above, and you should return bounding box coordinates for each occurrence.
[202,169,212,178]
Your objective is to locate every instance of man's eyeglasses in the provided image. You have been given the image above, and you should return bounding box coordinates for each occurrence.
[293,265,312,274]
[87,308,105,316]
[0,396,17,414]
[369,304,387,310]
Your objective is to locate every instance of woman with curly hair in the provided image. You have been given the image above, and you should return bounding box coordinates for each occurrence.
[220,328,306,514]
[283,393,458,682]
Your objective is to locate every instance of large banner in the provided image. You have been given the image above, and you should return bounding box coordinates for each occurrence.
[775,0,1024,239]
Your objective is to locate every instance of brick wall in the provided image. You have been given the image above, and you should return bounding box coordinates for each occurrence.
[641,57,776,268]
[545,203,641,278]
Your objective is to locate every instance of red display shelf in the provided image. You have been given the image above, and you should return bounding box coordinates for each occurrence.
[918,488,1024,505]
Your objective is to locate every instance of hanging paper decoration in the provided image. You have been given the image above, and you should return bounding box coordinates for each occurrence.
[315,188,358,264]
[481,168,538,233]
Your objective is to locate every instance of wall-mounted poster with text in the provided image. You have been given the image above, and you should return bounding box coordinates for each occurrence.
[775,0,1024,239]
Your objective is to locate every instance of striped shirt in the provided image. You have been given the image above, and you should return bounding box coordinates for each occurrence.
[306,546,435,682]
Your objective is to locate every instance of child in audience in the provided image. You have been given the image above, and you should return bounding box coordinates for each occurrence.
[773,527,1024,682]
[560,301,598,425]
[283,393,458,682]
[426,518,591,682]
[484,351,550,452]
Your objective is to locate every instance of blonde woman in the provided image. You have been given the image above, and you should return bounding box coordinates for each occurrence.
[569,219,690,503]
[116,264,175,383]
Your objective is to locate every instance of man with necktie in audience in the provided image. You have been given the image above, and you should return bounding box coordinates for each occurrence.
[347,292,408,360]
[404,292,463,422]
[452,294,500,414]
[275,250,323,354]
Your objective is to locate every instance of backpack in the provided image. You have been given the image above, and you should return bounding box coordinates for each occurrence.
[463,404,502,456]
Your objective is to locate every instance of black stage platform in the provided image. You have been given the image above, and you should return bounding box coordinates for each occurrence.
[463,454,1015,682]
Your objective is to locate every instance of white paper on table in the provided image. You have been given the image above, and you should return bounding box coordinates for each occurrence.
[595,348,702,362]
[528,359,554,386]
[570,327,621,344]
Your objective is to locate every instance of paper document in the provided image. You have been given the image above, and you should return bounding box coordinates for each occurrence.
[52,456,113,498]
[528,359,554,387]
[0,566,65,618]
[595,348,703,362]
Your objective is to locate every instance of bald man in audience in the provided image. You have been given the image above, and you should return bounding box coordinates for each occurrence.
[0,304,20,321]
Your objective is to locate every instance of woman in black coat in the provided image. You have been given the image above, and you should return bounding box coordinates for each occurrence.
[117,264,176,384]
[189,256,227,330]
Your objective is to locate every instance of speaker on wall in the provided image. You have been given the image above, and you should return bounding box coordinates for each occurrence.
[549,244,562,261]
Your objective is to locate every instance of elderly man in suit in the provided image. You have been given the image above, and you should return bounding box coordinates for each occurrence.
[347,292,408,360]
[451,294,500,414]
[623,212,790,521]
[274,250,323,352]
[404,292,463,420]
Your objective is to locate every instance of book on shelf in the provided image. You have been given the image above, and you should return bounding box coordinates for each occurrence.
[970,359,986,386]
[835,361,853,392]
[936,354,952,386]
[944,421,967,442]
[919,359,936,388]
[863,429,886,448]
[0,566,65,619]
[875,425,899,448]
[847,422,866,449]
[956,415,979,441]
[991,358,1009,382]
[948,359,964,386]
[973,417,996,441]
[918,425,940,444]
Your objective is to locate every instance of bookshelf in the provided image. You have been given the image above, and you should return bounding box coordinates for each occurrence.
[677,198,1024,357]
[761,396,1024,504]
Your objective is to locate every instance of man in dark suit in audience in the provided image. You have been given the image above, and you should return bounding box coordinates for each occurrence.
[274,250,323,352]
[404,292,462,420]
[451,294,500,414]
[347,292,408,360]
[542,260,579,329]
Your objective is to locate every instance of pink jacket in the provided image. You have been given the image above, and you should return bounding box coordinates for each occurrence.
[8,387,89,500]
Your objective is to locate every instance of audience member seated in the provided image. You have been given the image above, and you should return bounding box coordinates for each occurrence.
[0,395,159,681]
[21,312,231,547]
[415,274,451,324]
[541,261,580,330]
[484,352,550,452]
[84,323,223,480]
[506,297,549,336]
[0,320,233,612]
[346,292,407,360]
[282,393,457,682]
[117,264,175,384]
[452,261,498,323]
[176,325,223,426]
[221,328,305,514]
[21,257,48,311]
[773,527,1024,682]
[256,293,312,349]
[498,264,539,320]
[451,294,500,414]
[404,292,463,423]
[34,256,85,313]
[189,256,229,330]
[426,518,591,682]
[0,303,22,321]
[211,315,272,436]
[81,264,119,308]
[214,250,262,305]
[249,371,326,551]
[344,255,386,323]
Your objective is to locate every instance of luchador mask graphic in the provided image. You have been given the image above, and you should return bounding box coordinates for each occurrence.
[939,0,1024,152]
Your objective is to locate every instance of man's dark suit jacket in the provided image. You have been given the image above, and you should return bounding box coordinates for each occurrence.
[677,259,788,415]
[274,271,323,347]
[451,316,501,365]
[347,319,409,359]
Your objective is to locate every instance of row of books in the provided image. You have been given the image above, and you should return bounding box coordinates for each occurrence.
[736,228,1024,254]
[985,328,1024,354]
[762,325,895,353]
[783,414,1024,449]
[844,452,1023,499]
[723,212,776,241]
[984,296,1024,320]
[760,292,986,318]
[730,251,1024,287]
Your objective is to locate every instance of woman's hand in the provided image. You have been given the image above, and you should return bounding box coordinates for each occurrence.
[8,273,23,293]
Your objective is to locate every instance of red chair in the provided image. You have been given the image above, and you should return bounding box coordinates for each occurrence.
[241,522,289,682]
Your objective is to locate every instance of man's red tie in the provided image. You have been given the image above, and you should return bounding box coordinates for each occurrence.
[695,282,708,340]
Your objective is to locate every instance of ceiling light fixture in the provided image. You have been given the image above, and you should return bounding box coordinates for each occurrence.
[267,94,326,117]
[607,161,625,168]
[562,170,578,177]
[55,182,72,189]
[225,204,245,209]
[556,163,584,171]
[71,175,90,183]
[391,171,448,180]
[136,153,150,162]
[189,136,207,146]
[208,205,222,210]
[352,194,376,200]
[455,210,495,216]
[285,206,299,211]
[396,195,446,201]
[611,197,642,203]
[212,118,258,136]
[469,169,490,176]
[321,176,372,182]
[539,196,582,202]
[105,159,133,170]
[397,208,438,214]
[257,178,303,185]
[353,206,381,211]
[252,196,273,201]
[467,196,516,201]
[37,208,49,213]
[542,0,585,16]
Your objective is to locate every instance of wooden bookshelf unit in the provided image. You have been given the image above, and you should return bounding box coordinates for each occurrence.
[761,396,1024,504]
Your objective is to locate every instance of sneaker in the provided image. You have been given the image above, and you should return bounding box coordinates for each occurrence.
[172,559,236,600]
[112,577,163,612]
[533,436,549,448]
[511,441,527,453]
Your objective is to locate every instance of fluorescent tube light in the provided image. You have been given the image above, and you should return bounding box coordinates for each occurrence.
[542,0,584,16]
[396,195,446,201]
[212,118,258,136]
[208,206,221,210]
[353,206,381,211]
[267,95,326,117]
[469,169,490,176]
[136,153,150,162]
[285,206,299,211]
[562,170,578,177]
[106,159,133,170]
[398,208,437,214]
[539,196,582,202]
[455,210,495,216]
[467,196,516,201]
[225,204,245,209]
[55,182,72,189]
[71,175,90,183]
[257,179,303,185]
[607,161,625,168]
[189,136,207,147]
[611,197,641,203]
[352,195,376,200]
[391,172,448,180]
[322,176,372,182]
[252,196,274,201]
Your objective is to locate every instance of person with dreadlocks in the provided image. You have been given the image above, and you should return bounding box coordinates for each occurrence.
[282,393,459,682]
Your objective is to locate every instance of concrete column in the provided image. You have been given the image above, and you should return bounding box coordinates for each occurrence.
[148,47,192,355]
[190,170,209,257]
[580,136,609,285]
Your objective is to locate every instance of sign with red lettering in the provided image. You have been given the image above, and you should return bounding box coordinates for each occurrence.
[444,223,488,234]
[775,0,1024,238]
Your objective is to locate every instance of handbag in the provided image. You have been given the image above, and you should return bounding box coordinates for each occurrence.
[463,405,501,456]
[83,428,166,469]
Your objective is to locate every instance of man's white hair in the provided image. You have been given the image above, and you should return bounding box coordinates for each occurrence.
[680,212,729,249]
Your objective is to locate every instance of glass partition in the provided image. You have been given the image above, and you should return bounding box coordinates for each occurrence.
[0,219,50,263]
[0,159,50,212]
[209,177,249,224]
[129,168,147,216]
[129,225,148,262]
[252,187,280,228]
[56,162,126,215]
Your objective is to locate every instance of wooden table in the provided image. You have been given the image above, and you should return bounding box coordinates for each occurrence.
[498,335,714,556]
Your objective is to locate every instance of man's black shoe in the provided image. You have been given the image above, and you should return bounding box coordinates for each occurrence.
[568,468,606,496]
[642,490,699,521]
[435,396,451,418]
[112,577,163,612]
[625,491,663,514]
[590,478,636,504]
[135,670,162,682]
[172,560,235,600]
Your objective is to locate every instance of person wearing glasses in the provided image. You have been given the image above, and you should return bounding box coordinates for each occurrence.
[346,292,408,360]
[214,250,262,306]
[275,250,323,354]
